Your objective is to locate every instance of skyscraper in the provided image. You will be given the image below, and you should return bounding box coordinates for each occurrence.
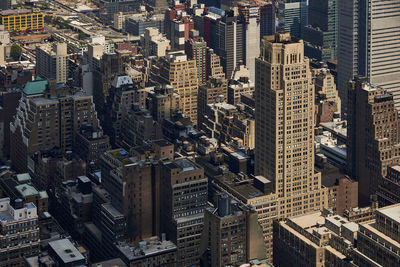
[158,51,199,124]
[206,10,244,79]
[347,77,400,204]
[277,0,309,38]
[185,31,207,85]
[255,33,327,218]
[238,1,261,82]
[338,0,400,114]
[303,0,338,62]
[160,159,208,266]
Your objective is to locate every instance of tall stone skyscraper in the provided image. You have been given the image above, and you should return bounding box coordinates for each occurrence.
[255,33,327,218]
[347,77,400,204]
[338,0,400,115]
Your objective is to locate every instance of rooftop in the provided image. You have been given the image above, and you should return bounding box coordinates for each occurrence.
[23,78,48,96]
[16,173,32,183]
[378,203,400,223]
[15,183,39,197]
[215,172,269,201]
[165,159,200,172]
[0,9,38,16]
[48,239,85,264]
[290,211,325,229]
[102,203,124,219]
[117,236,177,262]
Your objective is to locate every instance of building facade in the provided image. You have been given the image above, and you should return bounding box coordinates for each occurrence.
[160,159,208,266]
[255,33,327,219]
[338,0,400,114]
[0,9,44,32]
[36,43,68,84]
[347,77,400,204]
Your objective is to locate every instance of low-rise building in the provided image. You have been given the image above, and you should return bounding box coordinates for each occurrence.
[0,197,39,266]
[117,236,177,266]
[0,9,44,32]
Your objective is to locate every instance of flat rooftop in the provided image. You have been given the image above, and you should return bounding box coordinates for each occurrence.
[48,239,85,264]
[378,203,400,224]
[290,211,325,229]
[215,172,267,200]
[165,159,200,172]
[102,203,124,219]
[118,237,177,262]
[0,9,38,16]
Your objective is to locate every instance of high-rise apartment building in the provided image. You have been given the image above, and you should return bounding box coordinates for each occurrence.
[303,0,338,62]
[211,172,276,260]
[255,33,327,219]
[347,77,400,204]
[157,51,199,124]
[36,43,68,84]
[93,53,123,119]
[140,27,170,57]
[100,148,157,242]
[206,48,225,80]
[160,159,208,266]
[277,0,309,38]
[0,197,39,266]
[74,125,110,167]
[10,80,99,172]
[338,0,400,114]
[185,31,207,85]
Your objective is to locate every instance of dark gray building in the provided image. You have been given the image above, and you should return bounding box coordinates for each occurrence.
[303,0,338,62]
[160,159,208,267]
[208,11,244,79]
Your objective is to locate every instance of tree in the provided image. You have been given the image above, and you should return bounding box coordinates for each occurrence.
[78,32,88,40]
[44,15,53,24]
[10,44,22,61]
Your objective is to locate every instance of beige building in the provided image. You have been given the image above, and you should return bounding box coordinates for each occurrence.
[36,43,68,84]
[255,33,327,219]
[352,204,400,267]
[198,77,228,125]
[313,68,341,124]
[207,48,225,80]
[347,77,400,204]
[228,64,255,105]
[140,27,170,57]
[273,211,358,267]
[158,51,199,124]
[202,100,255,150]
[113,12,126,30]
